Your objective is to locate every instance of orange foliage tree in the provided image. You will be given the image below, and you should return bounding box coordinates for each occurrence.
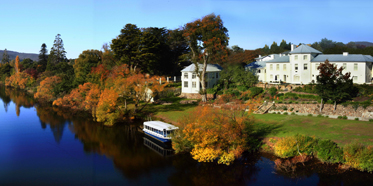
[172,106,255,165]
[5,72,35,89]
[15,56,20,73]
[95,88,119,126]
[34,76,62,101]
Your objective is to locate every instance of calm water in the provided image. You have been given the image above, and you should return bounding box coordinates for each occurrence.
[0,86,372,186]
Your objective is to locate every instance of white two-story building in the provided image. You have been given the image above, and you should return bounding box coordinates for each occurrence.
[255,44,373,84]
[181,64,222,94]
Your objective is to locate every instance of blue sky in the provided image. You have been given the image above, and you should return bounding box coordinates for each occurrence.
[1,0,372,59]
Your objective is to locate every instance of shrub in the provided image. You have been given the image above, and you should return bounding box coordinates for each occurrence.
[288,101,293,104]
[355,118,359,121]
[249,87,264,98]
[264,96,269,100]
[325,115,329,118]
[278,101,283,104]
[283,112,288,115]
[290,108,294,111]
[277,93,284,97]
[274,135,318,158]
[237,85,248,92]
[352,102,360,111]
[369,119,373,122]
[277,112,281,114]
[341,102,349,108]
[269,87,277,96]
[301,102,305,104]
[358,146,373,173]
[283,106,287,110]
[291,112,296,115]
[343,143,365,170]
[308,114,313,117]
[315,139,344,164]
[295,101,298,104]
[317,114,323,117]
[343,115,348,120]
[361,101,371,109]
[306,102,309,104]
[294,96,299,100]
[338,116,343,119]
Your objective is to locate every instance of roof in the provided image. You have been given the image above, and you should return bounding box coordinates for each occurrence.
[245,61,266,69]
[312,54,373,62]
[264,56,290,63]
[289,44,322,54]
[181,63,223,72]
[144,121,179,131]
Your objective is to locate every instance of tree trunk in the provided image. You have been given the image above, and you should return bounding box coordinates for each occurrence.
[334,101,337,111]
[319,98,323,113]
[200,55,208,102]
[125,99,127,110]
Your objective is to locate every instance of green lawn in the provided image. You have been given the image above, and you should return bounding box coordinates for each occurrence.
[253,113,373,146]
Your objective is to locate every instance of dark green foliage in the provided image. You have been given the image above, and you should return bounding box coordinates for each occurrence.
[38,43,48,72]
[369,119,373,122]
[293,84,317,93]
[1,48,10,64]
[291,112,296,115]
[269,87,277,96]
[283,112,288,115]
[343,115,348,120]
[249,87,263,98]
[0,63,13,81]
[315,139,344,163]
[73,50,102,85]
[49,34,67,64]
[338,116,343,119]
[361,101,370,109]
[52,62,76,96]
[352,102,360,111]
[308,114,313,117]
[355,118,359,121]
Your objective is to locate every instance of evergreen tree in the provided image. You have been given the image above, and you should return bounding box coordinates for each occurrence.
[270,42,279,54]
[50,34,67,64]
[1,48,9,64]
[262,44,270,54]
[279,40,287,51]
[38,43,48,71]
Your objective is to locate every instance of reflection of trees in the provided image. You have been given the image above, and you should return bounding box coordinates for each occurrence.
[72,120,173,179]
[261,152,373,186]
[0,85,35,114]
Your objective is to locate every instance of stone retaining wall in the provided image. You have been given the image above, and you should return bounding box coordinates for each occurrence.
[270,103,373,120]
[179,93,215,99]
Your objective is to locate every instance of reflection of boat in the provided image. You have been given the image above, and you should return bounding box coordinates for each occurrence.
[143,121,178,142]
[143,135,174,157]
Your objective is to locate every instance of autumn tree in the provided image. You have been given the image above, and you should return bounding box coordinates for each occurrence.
[34,76,62,101]
[172,106,255,165]
[1,48,10,64]
[183,14,229,102]
[15,56,20,73]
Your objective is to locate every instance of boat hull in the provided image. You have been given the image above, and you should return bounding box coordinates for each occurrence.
[144,131,171,143]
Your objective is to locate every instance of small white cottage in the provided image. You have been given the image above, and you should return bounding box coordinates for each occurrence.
[181,64,222,94]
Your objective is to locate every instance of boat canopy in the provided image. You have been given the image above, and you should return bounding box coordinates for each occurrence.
[144,121,179,131]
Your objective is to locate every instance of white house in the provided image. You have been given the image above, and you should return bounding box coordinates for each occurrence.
[181,64,222,94]
[255,44,373,84]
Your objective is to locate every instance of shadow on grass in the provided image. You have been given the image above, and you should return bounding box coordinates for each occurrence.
[247,121,283,151]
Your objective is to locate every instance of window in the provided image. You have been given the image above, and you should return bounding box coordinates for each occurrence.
[294,55,298,60]
[294,75,300,82]
[283,64,286,71]
[304,64,308,70]
[216,72,219,78]
[295,64,298,70]
[184,81,188,88]
[276,64,279,71]
[258,69,261,73]
[303,55,307,60]
[353,76,358,82]
[184,73,188,79]
[343,63,347,69]
[354,63,358,71]
[192,82,196,88]
[192,73,196,79]
[270,74,273,80]
[270,64,273,70]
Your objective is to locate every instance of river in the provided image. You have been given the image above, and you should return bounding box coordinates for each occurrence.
[0,85,372,186]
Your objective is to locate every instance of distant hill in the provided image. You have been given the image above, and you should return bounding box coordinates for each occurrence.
[354,41,373,47]
[0,50,39,62]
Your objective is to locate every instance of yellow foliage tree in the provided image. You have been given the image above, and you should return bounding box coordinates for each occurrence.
[173,106,254,165]
[95,88,119,126]
[15,56,20,73]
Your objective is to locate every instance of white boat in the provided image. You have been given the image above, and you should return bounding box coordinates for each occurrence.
[143,121,179,142]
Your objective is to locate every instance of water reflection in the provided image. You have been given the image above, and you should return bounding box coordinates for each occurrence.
[1,85,373,185]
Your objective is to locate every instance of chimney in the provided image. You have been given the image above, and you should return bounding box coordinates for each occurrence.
[291,44,296,51]
[343,52,348,56]
[259,55,262,58]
